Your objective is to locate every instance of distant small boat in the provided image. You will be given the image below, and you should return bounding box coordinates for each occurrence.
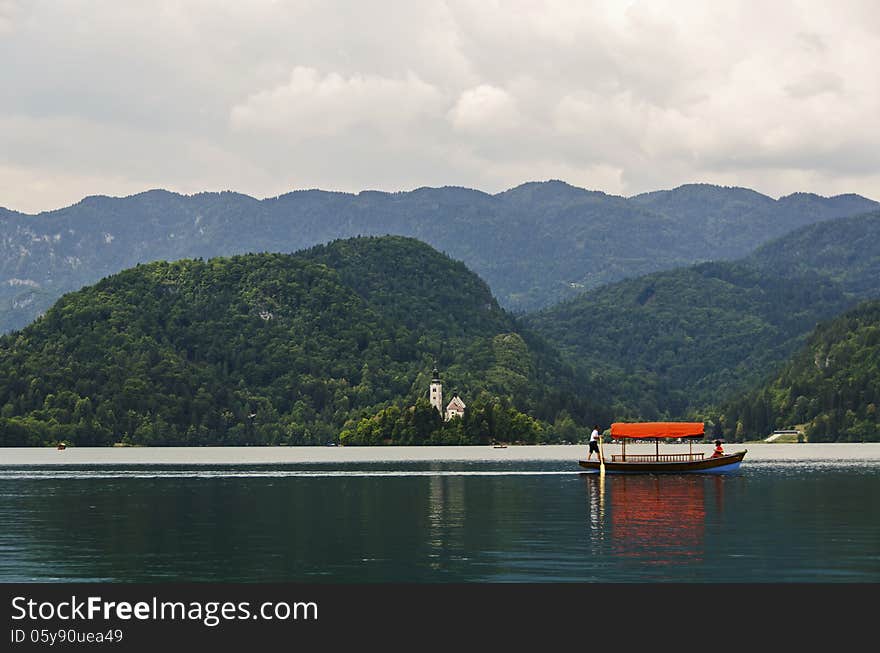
[56,442,66,451]
[493,442,508,449]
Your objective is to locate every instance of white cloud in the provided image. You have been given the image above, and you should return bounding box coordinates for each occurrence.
[0,0,23,34]
[1,0,879,212]
[230,67,446,141]
[448,85,520,132]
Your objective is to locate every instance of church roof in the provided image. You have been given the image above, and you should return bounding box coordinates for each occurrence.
[446,396,466,411]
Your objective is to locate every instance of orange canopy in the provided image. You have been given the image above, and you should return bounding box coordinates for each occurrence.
[611,422,705,439]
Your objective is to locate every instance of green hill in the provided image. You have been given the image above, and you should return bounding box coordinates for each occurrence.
[745,210,880,296]
[719,300,880,441]
[0,236,603,446]
[524,261,853,418]
[525,209,880,423]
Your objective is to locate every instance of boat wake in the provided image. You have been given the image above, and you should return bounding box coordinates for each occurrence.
[0,469,582,480]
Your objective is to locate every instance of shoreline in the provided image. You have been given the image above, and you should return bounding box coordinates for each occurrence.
[2,442,880,465]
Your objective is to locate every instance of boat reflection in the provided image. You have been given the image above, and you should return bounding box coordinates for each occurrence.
[583,474,717,566]
[583,469,606,550]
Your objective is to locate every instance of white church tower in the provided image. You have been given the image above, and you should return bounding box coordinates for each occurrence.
[429,367,443,415]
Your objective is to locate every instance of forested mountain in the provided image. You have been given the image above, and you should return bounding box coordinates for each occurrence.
[719,300,880,441]
[524,210,880,420]
[631,185,877,260]
[524,261,854,419]
[0,236,604,446]
[745,210,880,296]
[2,181,874,332]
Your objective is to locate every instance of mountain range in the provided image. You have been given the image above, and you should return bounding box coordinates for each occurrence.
[3,180,880,443]
[2,181,876,332]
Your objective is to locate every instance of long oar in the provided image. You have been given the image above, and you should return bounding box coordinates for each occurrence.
[598,435,606,475]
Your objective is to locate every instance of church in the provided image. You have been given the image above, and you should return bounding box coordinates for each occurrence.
[429,367,466,422]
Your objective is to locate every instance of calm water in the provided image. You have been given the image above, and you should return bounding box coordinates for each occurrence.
[1,459,878,582]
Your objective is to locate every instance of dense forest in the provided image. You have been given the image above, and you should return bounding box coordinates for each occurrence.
[3,206,880,446]
[526,211,880,421]
[0,236,606,447]
[718,301,880,441]
[2,181,875,332]
[525,261,855,418]
[744,210,880,296]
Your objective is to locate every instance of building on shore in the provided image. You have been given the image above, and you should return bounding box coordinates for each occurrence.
[429,367,443,414]
[445,394,466,421]
[428,367,466,422]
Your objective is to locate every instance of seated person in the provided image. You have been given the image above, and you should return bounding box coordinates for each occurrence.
[711,439,725,457]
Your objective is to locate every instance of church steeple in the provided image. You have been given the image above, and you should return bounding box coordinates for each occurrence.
[429,366,443,414]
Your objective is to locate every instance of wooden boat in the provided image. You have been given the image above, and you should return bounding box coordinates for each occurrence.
[579,422,746,474]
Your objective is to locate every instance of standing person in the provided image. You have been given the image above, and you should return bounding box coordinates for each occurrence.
[587,425,601,460]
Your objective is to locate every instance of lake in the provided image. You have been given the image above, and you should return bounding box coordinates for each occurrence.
[1,444,878,582]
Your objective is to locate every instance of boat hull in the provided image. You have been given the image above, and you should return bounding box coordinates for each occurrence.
[578,450,747,474]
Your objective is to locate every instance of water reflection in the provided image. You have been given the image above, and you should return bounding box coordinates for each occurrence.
[614,475,707,565]
[583,472,606,551]
[583,474,720,569]
[427,473,467,570]
[2,462,878,582]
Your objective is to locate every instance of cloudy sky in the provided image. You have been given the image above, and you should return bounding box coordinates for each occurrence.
[1,0,879,213]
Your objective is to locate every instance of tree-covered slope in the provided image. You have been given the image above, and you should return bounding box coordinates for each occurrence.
[525,207,880,421]
[299,236,507,335]
[631,184,878,259]
[745,210,880,296]
[0,236,601,446]
[630,183,778,258]
[720,300,880,441]
[524,261,853,418]
[2,181,874,331]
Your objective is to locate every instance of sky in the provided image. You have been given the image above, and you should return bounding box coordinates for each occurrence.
[1,0,879,213]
